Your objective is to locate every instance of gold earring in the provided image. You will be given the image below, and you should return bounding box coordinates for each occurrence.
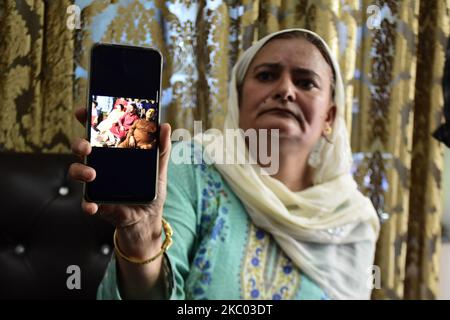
[324,125,332,136]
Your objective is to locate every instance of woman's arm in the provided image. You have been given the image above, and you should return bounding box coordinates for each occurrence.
[115,218,166,299]
[69,108,173,299]
[96,141,200,299]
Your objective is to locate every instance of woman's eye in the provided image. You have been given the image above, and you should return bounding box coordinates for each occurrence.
[296,79,316,89]
[256,71,275,81]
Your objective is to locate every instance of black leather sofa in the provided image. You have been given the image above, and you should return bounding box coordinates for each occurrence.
[0,153,114,299]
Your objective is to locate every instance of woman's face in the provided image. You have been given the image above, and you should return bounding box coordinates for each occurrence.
[239,37,336,152]
[127,105,136,113]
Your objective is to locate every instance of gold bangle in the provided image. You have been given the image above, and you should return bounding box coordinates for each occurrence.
[113,218,173,265]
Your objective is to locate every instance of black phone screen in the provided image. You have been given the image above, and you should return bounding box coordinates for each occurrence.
[85,44,162,203]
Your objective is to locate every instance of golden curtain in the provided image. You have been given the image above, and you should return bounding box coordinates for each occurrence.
[1,0,449,299]
[0,0,76,152]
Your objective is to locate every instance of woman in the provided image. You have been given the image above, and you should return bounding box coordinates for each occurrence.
[109,104,139,145]
[96,104,126,133]
[69,28,379,299]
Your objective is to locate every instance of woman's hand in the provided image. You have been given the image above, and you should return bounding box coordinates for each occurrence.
[68,107,172,260]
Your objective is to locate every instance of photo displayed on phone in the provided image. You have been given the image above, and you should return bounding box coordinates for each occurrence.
[90,95,158,149]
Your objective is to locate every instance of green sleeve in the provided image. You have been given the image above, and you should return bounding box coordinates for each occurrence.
[96,253,177,300]
[96,255,121,299]
[163,143,201,299]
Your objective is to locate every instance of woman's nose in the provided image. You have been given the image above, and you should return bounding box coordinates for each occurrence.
[273,76,296,102]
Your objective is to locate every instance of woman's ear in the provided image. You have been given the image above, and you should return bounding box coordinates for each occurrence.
[325,104,337,128]
[322,105,337,142]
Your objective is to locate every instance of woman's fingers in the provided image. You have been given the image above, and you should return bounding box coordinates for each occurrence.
[159,123,172,177]
[69,136,94,183]
[71,137,92,157]
[73,107,99,217]
[75,107,87,127]
[156,123,172,201]
[68,162,96,182]
[81,199,98,215]
[160,123,172,153]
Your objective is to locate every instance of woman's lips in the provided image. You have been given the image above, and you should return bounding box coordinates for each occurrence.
[258,108,306,132]
[260,109,300,122]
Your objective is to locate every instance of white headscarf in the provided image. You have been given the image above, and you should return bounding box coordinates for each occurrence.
[194,28,380,299]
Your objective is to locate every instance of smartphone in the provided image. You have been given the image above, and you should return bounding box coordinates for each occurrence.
[84,43,162,204]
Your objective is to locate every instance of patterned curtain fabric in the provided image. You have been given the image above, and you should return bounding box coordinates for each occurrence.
[0,0,75,152]
[1,0,449,299]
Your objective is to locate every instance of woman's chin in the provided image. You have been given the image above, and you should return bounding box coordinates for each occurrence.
[256,120,302,137]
